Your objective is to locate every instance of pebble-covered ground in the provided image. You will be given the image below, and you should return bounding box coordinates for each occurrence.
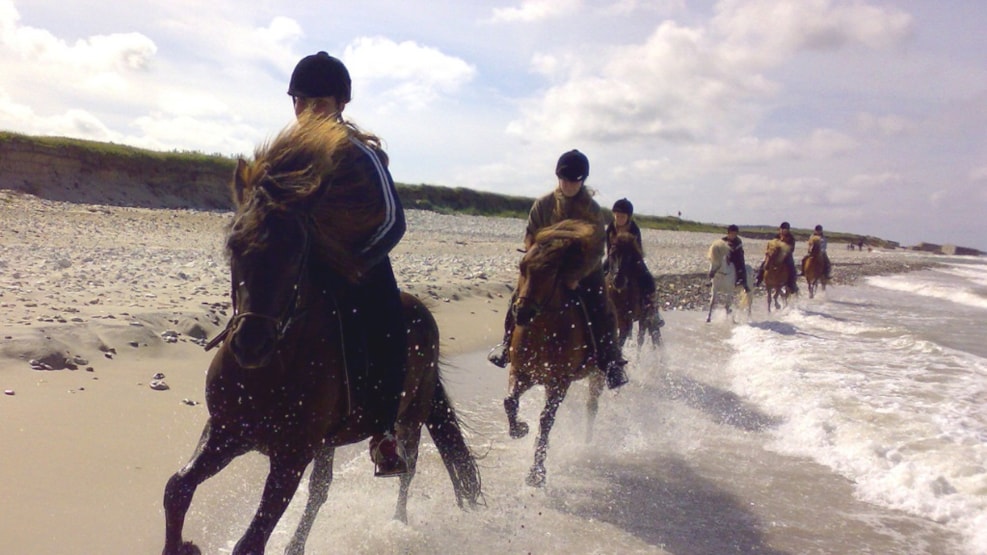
[0,192,944,328]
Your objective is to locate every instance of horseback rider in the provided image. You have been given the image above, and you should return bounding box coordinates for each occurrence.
[487,150,629,390]
[288,51,409,476]
[755,221,799,293]
[721,224,750,292]
[803,224,832,279]
[605,198,661,322]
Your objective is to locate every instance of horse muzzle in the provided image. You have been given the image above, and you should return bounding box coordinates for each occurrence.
[228,315,279,369]
[514,301,539,327]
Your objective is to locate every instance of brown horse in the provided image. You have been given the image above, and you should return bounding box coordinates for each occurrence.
[802,235,828,298]
[162,117,480,555]
[606,231,661,348]
[505,219,605,487]
[763,239,792,312]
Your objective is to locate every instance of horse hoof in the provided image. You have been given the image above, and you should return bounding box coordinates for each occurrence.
[164,541,202,555]
[510,422,529,439]
[526,467,546,488]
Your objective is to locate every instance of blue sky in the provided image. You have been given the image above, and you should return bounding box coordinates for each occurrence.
[1,0,984,249]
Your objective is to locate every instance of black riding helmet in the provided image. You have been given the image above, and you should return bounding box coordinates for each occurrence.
[288,51,351,102]
[612,198,633,216]
[556,149,589,181]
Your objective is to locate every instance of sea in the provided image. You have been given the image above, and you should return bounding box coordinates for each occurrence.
[194,255,987,555]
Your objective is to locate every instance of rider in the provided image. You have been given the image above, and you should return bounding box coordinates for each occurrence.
[721,224,750,291]
[803,224,832,279]
[487,150,629,390]
[288,51,409,477]
[605,198,662,324]
[755,221,799,293]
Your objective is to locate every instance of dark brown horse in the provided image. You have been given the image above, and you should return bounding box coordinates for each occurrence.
[802,235,828,298]
[763,238,792,312]
[606,231,661,348]
[162,117,480,555]
[505,219,605,488]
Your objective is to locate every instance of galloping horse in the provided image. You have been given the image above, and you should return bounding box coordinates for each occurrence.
[505,219,605,487]
[802,235,828,298]
[162,117,480,555]
[706,239,753,323]
[606,231,662,348]
[762,238,792,313]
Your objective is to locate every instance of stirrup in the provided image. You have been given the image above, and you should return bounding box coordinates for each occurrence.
[371,432,408,477]
[486,344,509,368]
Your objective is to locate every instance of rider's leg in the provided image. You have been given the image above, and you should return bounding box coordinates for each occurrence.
[360,259,410,477]
[579,270,628,390]
[487,290,517,368]
[785,255,799,293]
[754,260,765,287]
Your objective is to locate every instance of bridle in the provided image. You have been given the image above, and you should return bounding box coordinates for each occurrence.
[205,220,312,351]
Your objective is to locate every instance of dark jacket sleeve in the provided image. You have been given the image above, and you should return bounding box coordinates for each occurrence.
[352,140,405,268]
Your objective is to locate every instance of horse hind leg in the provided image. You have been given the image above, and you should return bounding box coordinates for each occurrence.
[285,445,336,555]
[394,426,423,523]
[585,373,604,443]
[163,420,248,555]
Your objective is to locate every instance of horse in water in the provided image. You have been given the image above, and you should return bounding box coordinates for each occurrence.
[606,231,662,348]
[505,219,605,488]
[802,235,828,298]
[706,239,753,323]
[162,117,481,555]
[763,238,792,312]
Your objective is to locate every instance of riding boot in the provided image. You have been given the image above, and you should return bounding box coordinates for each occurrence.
[754,262,765,287]
[487,292,516,368]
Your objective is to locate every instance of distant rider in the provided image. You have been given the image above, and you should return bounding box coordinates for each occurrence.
[605,198,661,323]
[803,224,832,279]
[487,150,629,390]
[721,224,749,291]
[755,221,799,293]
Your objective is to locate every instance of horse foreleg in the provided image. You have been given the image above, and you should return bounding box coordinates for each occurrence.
[528,386,568,487]
[232,453,308,555]
[163,420,247,555]
[706,291,717,323]
[505,373,532,439]
[394,426,423,524]
[285,445,336,555]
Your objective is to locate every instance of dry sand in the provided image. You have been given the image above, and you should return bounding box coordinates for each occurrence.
[0,190,940,554]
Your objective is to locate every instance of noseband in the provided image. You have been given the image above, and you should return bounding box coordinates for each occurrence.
[205,224,311,351]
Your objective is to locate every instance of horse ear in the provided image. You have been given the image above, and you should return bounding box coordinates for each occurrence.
[232,158,250,207]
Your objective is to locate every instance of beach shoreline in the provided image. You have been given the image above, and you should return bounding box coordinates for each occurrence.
[0,191,960,554]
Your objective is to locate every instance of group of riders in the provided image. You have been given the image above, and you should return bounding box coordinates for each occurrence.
[725,221,833,295]
[274,51,833,480]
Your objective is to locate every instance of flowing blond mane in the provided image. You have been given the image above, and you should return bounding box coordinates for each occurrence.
[228,115,386,281]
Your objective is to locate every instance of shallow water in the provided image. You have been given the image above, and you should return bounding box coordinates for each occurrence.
[188,257,986,554]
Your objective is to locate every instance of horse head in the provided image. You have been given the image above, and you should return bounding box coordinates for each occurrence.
[765,239,791,266]
[608,232,642,291]
[225,171,310,368]
[221,116,364,368]
[514,220,597,326]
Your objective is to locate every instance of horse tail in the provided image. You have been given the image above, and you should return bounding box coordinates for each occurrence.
[426,378,483,509]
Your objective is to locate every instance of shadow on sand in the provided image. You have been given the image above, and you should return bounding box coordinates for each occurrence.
[550,454,790,555]
[656,372,782,432]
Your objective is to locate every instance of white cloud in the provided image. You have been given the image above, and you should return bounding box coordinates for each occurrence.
[856,112,913,136]
[489,0,581,23]
[343,36,476,110]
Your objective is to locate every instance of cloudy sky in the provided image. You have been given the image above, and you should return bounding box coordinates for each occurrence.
[1,0,985,248]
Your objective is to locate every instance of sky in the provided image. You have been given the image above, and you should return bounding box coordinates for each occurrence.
[1,0,985,249]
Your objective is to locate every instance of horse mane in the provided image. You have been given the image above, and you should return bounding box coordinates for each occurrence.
[765,238,791,262]
[807,234,822,255]
[707,239,730,262]
[612,232,643,259]
[229,115,385,281]
[528,219,598,276]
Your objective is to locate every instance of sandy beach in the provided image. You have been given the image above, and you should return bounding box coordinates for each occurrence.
[0,190,946,554]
